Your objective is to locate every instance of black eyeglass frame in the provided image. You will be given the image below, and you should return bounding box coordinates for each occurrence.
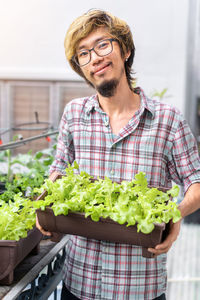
[72,38,117,67]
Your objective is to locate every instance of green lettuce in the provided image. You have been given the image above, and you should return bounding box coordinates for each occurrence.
[0,194,36,240]
[34,164,181,234]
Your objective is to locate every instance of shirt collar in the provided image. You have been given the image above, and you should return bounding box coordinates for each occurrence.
[85,94,100,114]
[85,88,155,118]
[138,88,155,118]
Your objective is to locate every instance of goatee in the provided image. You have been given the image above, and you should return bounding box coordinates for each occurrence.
[96,79,118,97]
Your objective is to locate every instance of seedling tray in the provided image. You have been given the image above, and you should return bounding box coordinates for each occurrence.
[37,207,169,258]
[0,228,43,285]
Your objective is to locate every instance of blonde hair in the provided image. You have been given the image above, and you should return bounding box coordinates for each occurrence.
[64,9,135,89]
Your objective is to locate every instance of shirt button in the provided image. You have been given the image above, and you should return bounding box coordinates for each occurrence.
[104,120,109,127]
[110,169,115,175]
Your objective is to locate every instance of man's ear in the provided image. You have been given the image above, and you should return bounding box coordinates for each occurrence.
[125,50,131,62]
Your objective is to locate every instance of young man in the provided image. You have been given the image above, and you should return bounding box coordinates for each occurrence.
[36,9,200,300]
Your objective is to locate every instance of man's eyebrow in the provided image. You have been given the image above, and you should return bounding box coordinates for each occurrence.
[78,36,108,51]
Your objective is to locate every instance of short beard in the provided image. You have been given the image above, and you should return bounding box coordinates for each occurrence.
[96,79,118,97]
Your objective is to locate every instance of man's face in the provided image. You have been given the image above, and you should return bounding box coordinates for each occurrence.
[77,28,128,97]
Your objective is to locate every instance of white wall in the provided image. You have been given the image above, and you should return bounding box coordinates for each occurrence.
[0,0,189,113]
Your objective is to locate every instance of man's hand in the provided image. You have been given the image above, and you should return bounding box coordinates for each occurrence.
[148,219,181,256]
[36,215,52,237]
[36,171,62,236]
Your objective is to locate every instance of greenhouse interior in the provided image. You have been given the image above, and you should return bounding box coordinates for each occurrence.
[0,1,200,299]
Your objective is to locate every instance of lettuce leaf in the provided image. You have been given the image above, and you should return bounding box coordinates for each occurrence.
[34,164,181,234]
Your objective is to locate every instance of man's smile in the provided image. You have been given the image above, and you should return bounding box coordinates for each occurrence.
[91,62,112,76]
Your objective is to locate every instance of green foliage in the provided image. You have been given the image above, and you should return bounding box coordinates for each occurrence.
[0,146,56,202]
[0,145,56,240]
[150,88,171,101]
[34,164,181,234]
[0,194,36,240]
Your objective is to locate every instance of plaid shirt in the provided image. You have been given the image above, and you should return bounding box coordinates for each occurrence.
[50,88,200,299]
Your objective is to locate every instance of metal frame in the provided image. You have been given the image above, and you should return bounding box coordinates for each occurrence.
[2,235,68,300]
[16,248,65,300]
[0,79,93,147]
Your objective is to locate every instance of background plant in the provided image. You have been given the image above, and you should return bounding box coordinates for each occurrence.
[0,144,56,202]
[0,194,36,240]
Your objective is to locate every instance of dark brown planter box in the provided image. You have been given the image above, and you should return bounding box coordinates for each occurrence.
[36,176,170,258]
[0,228,43,285]
[37,207,169,258]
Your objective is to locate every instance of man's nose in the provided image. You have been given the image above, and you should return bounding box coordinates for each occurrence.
[90,49,103,63]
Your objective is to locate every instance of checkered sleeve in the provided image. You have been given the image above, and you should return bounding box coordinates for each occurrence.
[49,105,75,175]
[168,117,200,193]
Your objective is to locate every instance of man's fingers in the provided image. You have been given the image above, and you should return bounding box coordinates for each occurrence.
[148,244,171,255]
[36,216,52,236]
[37,225,52,236]
[148,220,182,256]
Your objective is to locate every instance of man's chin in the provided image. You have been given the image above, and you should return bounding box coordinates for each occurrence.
[96,79,118,98]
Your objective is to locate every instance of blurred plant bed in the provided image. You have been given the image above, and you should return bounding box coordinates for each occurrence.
[0,145,55,284]
[0,195,43,285]
[0,145,56,203]
[35,163,181,258]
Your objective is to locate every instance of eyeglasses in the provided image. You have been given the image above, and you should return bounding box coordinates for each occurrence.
[73,38,116,67]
